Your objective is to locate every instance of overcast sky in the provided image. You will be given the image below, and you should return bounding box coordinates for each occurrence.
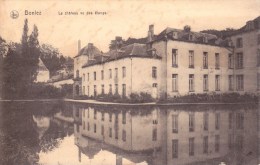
[0,0,259,57]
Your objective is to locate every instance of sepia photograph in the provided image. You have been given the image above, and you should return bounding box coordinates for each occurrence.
[0,0,259,165]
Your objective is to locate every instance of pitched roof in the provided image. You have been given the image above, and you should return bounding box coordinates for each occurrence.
[82,43,160,68]
[74,44,102,58]
[154,26,231,47]
[38,58,49,71]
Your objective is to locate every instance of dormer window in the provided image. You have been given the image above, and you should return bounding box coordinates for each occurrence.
[172,32,178,39]
[203,36,208,43]
[189,34,193,41]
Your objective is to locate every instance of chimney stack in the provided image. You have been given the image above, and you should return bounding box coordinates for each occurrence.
[147,24,154,42]
[78,40,81,53]
[88,43,93,49]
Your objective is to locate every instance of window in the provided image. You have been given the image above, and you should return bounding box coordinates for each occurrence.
[82,86,85,95]
[101,70,104,80]
[109,113,112,122]
[258,73,260,90]
[172,115,178,133]
[258,34,260,45]
[109,127,112,137]
[203,52,208,69]
[122,84,126,97]
[94,110,97,120]
[94,85,97,97]
[236,113,244,130]
[203,75,208,91]
[122,112,126,124]
[189,74,194,92]
[94,124,96,133]
[109,84,112,94]
[152,67,157,78]
[152,128,157,141]
[87,109,89,118]
[228,134,233,149]
[215,53,220,69]
[101,84,104,95]
[172,140,178,158]
[257,49,260,66]
[122,66,126,78]
[115,84,118,94]
[203,136,208,154]
[101,125,104,136]
[215,135,220,152]
[215,75,220,91]
[172,49,178,67]
[83,74,85,81]
[189,113,195,132]
[236,38,243,48]
[83,121,85,130]
[189,138,195,156]
[109,69,112,79]
[76,124,79,132]
[122,130,126,142]
[228,75,234,91]
[101,112,104,121]
[189,50,194,68]
[87,73,89,81]
[203,113,208,131]
[236,135,243,150]
[228,54,234,69]
[236,75,244,91]
[87,122,90,131]
[87,86,89,96]
[76,70,79,78]
[94,72,96,81]
[172,74,178,92]
[236,53,243,69]
[115,68,118,79]
[229,113,233,129]
[215,113,220,130]
[115,127,118,139]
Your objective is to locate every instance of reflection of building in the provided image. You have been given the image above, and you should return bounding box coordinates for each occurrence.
[72,104,258,165]
[73,17,260,98]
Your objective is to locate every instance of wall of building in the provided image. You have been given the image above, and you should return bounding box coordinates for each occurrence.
[36,70,50,82]
[154,40,233,96]
[81,57,161,98]
[230,29,260,93]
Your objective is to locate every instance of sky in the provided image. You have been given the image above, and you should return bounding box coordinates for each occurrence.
[0,0,259,57]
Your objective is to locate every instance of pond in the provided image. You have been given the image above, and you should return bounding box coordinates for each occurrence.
[0,101,258,165]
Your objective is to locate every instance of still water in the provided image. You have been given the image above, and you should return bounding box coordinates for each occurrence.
[0,101,259,165]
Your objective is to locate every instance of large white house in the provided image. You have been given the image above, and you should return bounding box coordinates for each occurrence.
[73,16,260,98]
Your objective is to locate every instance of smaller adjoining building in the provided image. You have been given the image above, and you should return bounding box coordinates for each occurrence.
[35,58,50,83]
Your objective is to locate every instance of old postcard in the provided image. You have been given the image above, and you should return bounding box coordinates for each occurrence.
[0,0,259,165]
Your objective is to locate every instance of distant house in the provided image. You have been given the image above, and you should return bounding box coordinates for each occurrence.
[35,58,50,83]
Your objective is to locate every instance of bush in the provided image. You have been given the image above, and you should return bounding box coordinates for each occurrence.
[158,92,258,103]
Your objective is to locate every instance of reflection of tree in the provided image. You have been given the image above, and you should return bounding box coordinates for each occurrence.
[0,102,40,165]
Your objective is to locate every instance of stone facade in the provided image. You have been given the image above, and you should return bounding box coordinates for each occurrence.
[73,16,260,98]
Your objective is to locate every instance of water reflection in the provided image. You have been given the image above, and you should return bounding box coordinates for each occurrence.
[0,102,258,165]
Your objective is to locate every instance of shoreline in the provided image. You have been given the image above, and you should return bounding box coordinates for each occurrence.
[0,98,257,106]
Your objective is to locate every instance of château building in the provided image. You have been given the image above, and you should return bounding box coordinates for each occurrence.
[73,16,260,98]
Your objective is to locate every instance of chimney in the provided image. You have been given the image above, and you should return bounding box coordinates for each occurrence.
[147,24,154,42]
[88,43,93,49]
[184,25,191,32]
[78,40,81,53]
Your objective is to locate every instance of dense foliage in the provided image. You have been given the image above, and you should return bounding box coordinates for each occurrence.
[0,19,70,99]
